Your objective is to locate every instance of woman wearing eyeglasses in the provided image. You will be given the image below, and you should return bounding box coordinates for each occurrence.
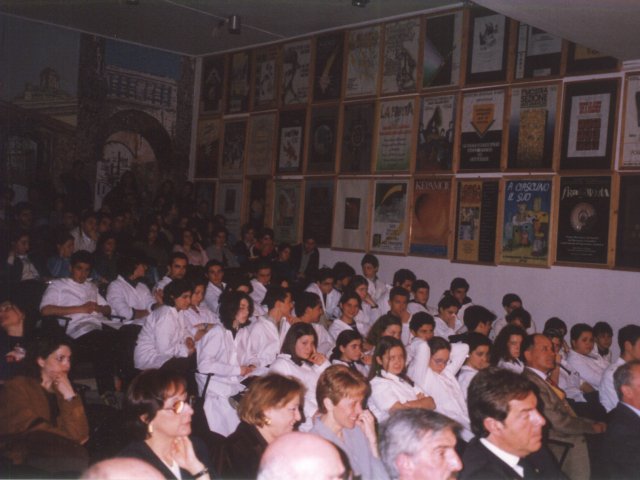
[120,369,211,480]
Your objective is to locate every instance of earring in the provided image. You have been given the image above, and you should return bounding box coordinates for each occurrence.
[264,417,271,426]
[148,422,154,435]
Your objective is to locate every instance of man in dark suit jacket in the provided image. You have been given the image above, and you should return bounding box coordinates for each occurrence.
[602,360,640,479]
[291,237,319,285]
[460,368,566,480]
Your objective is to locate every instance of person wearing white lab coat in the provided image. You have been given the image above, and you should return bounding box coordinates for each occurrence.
[183,278,220,339]
[249,262,272,309]
[305,267,341,321]
[203,260,226,314]
[348,275,381,335]
[329,291,367,342]
[329,329,370,378]
[491,324,527,374]
[599,325,640,412]
[279,291,334,356]
[456,332,492,401]
[433,295,463,340]
[566,323,609,390]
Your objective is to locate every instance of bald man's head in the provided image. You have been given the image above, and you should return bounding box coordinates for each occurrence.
[258,432,346,480]
[81,458,164,479]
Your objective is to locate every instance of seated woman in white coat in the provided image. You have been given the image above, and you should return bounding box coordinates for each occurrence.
[566,323,609,390]
[269,322,330,431]
[196,291,256,436]
[348,275,380,334]
[367,336,435,423]
[183,276,219,341]
[490,324,526,374]
[330,330,369,377]
[407,336,473,441]
[329,291,367,341]
[456,332,492,401]
[433,294,463,339]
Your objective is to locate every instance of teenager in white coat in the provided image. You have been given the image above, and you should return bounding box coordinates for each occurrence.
[202,260,226,314]
[183,277,219,340]
[305,267,341,322]
[348,275,379,335]
[433,295,463,339]
[329,330,370,377]
[456,332,492,401]
[491,324,526,374]
[329,291,367,341]
[566,323,610,390]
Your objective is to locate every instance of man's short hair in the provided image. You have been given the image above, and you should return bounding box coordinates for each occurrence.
[465,332,492,353]
[506,307,532,329]
[463,305,497,331]
[613,359,640,400]
[618,325,640,352]
[70,250,93,267]
[205,259,224,271]
[467,367,537,438]
[294,291,321,317]
[169,251,188,264]
[263,285,290,310]
[412,279,430,293]
[379,409,460,479]
[316,267,334,283]
[361,253,379,268]
[392,269,416,286]
[389,286,410,302]
[409,312,435,332]
[593,321,613,337]
[502,293,522,307]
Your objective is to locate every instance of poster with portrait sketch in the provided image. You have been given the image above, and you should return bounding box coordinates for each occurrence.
[454,180,499,263]
[382,18,420,94]
[423,11,462,89]
[200,55,225,114]
[307,106,338,173]
[556,176,611,265]
[273,181,302,244]
[616,175,640,269]
[460,89,505,171]
[341,102,374,173]
[508,84,558,170]
[416,94,456,172]
[410,177,452,257]
[281,39,311,105]
[500,178,553,266]
[277,109,306,173]
[333,179,371,250]
[227,51,250,114]
[314,32,344,102]
[371,180,409,254]
[195,118,220,178]
[514,24,562,80]
[247,113,276,176]
[467,10,508,84]
[376,98,415,172]
[221,120,247,178]
[216,182,242,238]
[622,74,640,168]
[303,179,334,247]
[253,46,278,110]
[345,25,380,98]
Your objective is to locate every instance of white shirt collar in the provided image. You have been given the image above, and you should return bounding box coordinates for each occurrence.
[525,366,548,381]
[480,438,523,477]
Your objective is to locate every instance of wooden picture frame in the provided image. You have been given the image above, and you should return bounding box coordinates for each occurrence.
[345,25,381,98]
[332,178,371,251]
[375,98,416,172]
[273,180,302,244]
[226,50,250,114]
[276,108,306,174]
[252,45,279,111]
[220,119,247,178]
[281,39,312,106]
[302,178,335,247]
[313,31,344,102]
[513,23,563,81]
[340,102,374,174]
[416,93,457,172]
[381,18,421,95]
[566,42,619,75]
[246,113,276,176]
[200,55,225,114]
[194,181,217,218]
[615,174,640,269]
[307,105,339,173]
[620,73,640,168]
[465,7,510,85]
[422,10,463,89]
[370,179,410,254]
[409,176,453,257]
[195,118,221,179]
[216,181,243,238]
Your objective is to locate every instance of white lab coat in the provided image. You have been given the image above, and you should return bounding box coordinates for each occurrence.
[407,301,438,317]
[306,283,341,319]
[566,350,609,389]
[331,358,370,378]
[434,315,464,339]
[243,315,281,372]
[457,365,478,401]
[183,304,220,337]
[599,357,625,412]
[328,318,364,343]
[280,320,334,357]
[106,275,155,325]
[134,305,191,370]
[250,279,267,307]
[366,277,388,307]
[369,370,426,423]
[203,281,226,314]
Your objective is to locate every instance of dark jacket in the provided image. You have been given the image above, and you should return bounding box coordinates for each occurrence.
[222,421,268,479]
[290,244,319,281]
[602,402,640,479]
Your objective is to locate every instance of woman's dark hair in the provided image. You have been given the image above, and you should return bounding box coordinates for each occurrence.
[330,329,363,362]
[125,369,187,440]
[24,334,73,378]
[163,279,192,307]
[490,325,526,365]
[339,291,362,309]
[281,322,317,366]
[544,317,567,337]
[366,314,402,347]
[347,275,369,293]
[437,293,461,311]
[409,312,435,332]
[368,336,412,385]
[570,323,593,343]
[219,291,254,331]
[427,336,451,355]
[293,291,321,318]
[450,277,470,292]
[593,321,613,337]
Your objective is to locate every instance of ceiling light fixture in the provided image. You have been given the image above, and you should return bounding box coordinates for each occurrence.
[352,0,369,7]
[228,14,241,34]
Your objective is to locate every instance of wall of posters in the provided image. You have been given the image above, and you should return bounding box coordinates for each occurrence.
[216,182,243,238]
[281,39,311,105]
[341,102,374,173]
[467,9,508,84]
[622,74,640,168]
[500,178,553,266]
[376,98,415,172]
[221,120,246,178]
[382,18,420,94]
[277,109,306,173]
[508,84,558,169]
[200,55,225,114]
[460,89,504,170]
[345,26,380,98]
[247,113,276,176]
[314,32,343,102]
[416,94,456,172]
[616,175,640,269]
[423,12,462,88]
[454,180,498,263]
[308,106,338,173]
[303,180,334,246]
[514,24,562,80]
[227,51,250,114]
[556,176,611,264]
[410,177,452,257]
[274,181,302,244]
[566,43,619,75]
[332,179,371,250]
[253,46,278,110]
[195,118,220,178]
[371,180,409,253]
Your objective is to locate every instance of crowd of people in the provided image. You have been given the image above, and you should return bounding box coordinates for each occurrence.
[1,177,639,479]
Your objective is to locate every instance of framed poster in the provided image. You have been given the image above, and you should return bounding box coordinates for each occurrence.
[416,94,456,172]
[221,120,247,178]
[246,113,276,176]
[466,8,509,84]
[200,55,225,114]
[560,80,618,170]
[227,51,250,114]
[514,24,562,80]
[566,43,619,75]
[409,177,452,257]
[216,181,243,238]
[621,74,640,168]
[195,118,220,179]
[273,181,302,244]
[307,105,338,173]
[194,181,216,218]
[382,18,420,94]
[499,178,553,266]
[332,178,371,250]
[314,32,344,102]
[303,179,334,247]
[341,102,374,174]
[508,84,559,170]
[277,109,306,174]
[246,178,272,232]
[376,98,415,172]
[454,179,499,263]
[556,176,611,265]
[345,25,381,98]
[370,180,409,254]
[460,89,505,171]
[616,175,640,269]
[253,45,278,110]
[281,39,311,106]
[423,11,463,89]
